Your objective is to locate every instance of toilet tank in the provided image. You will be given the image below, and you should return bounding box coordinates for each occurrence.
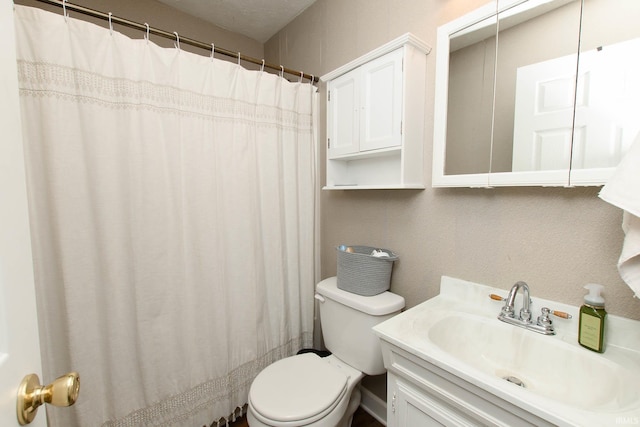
[315,277,405,375]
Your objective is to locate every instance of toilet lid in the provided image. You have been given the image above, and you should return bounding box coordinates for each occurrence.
[249,353,348,423]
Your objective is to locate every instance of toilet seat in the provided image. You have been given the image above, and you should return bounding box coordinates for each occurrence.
[248,353,349,425]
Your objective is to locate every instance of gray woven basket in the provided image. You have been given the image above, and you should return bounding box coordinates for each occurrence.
[336,245,398,296]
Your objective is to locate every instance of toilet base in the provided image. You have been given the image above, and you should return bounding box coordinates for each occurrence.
[338,386,361,427]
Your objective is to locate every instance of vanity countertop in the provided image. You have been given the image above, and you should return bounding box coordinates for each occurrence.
[374,276,640,427]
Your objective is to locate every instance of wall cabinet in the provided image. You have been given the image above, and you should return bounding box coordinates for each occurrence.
[321,33,430,190]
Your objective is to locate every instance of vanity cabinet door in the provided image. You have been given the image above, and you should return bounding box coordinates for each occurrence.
[327,67,359,158]
[388,373,477,427]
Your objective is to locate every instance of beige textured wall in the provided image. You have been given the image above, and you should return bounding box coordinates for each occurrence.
[265,0,640,320]
[15,0,263,61]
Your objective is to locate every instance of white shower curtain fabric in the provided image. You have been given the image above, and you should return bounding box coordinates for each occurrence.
[15,5,317,426]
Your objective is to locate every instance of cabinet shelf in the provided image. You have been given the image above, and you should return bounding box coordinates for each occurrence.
[323,184,425,190]
[328,145,402,161]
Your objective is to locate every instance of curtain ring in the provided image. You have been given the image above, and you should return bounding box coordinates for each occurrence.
[144,23,150,43]
[210,43,215,61]
[260,59,265,73]
[280,65,284,78]
[108,12,113,35]
[310,75,315,85]
[299,71,304,83]
[62,0,68,21]
[173,31,180,51]
[237,52,241,66]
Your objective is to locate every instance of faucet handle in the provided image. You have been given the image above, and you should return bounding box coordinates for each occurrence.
[501,305,514,317]
[489,293,505,302]
[537,307,553,326]
[490,294,515,317]
[551,310,572,319]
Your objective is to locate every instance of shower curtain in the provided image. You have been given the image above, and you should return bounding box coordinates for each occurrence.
[14,5,317,426]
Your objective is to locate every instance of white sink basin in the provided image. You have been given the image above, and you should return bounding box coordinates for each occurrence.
[373,276,640,426]
[423,312,640,411]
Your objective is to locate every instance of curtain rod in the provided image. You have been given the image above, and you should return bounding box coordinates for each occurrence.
[29,0,318,83]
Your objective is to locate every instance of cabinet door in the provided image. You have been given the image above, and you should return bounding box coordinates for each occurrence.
[327,67,359,158]
[359,48,404,152]
[388,374,478,427]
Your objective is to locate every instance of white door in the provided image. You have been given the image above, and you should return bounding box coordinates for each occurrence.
[513,38,640,173]
[0,3,46,426]
[512,54,577,172]
[359,48,403,152]
[572,38,640,170]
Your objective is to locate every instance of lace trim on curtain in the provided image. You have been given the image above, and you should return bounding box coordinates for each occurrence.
[102,332,313,427]
[16,60,313,131]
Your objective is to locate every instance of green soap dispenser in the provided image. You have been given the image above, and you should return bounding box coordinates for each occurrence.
[578,284,607,353]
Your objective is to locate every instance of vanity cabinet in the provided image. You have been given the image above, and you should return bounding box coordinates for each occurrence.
[382,342,555,427]
[321,33,430,189]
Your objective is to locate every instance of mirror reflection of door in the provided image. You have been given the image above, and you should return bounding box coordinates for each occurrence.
[494,0,581,174]
[513,3,640,173]
[512,54,578,172]
[573,38,640,170]
[572,0,640,171]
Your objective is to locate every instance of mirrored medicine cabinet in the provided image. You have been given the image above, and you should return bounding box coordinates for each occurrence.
[432,0,640,187]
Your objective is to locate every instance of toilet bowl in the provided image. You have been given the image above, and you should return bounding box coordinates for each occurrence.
[247,353,363,427]
[247,277,405,427]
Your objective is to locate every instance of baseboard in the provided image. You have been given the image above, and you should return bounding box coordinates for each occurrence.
[359,384,387,426]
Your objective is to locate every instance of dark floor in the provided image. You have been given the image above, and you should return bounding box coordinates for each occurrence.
[228,406,383,427]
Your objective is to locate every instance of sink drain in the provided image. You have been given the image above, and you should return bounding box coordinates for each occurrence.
[503,376,526,388]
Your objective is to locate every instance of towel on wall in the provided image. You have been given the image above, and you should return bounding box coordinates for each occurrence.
[599,133,640,297]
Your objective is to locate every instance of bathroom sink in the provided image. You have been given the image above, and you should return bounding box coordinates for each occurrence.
[373,276,640,426]
[423,312,640,411]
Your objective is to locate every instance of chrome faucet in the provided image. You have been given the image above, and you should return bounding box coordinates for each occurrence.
[498,281,555,335]
[502,281,531,322]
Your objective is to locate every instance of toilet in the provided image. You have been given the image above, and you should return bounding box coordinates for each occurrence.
[247,276,405,427]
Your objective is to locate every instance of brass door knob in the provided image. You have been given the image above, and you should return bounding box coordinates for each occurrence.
[17,372,80,425]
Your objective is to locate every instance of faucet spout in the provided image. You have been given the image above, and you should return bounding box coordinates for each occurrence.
[502,281,527,318]
[505,281,531,322]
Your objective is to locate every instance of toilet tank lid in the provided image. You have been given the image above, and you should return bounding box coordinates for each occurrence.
[316,277,405,315]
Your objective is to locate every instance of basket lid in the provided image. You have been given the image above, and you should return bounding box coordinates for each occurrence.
[316,277,405,315]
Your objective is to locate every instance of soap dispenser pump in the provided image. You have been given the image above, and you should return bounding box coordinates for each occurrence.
[578,284,607,353]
